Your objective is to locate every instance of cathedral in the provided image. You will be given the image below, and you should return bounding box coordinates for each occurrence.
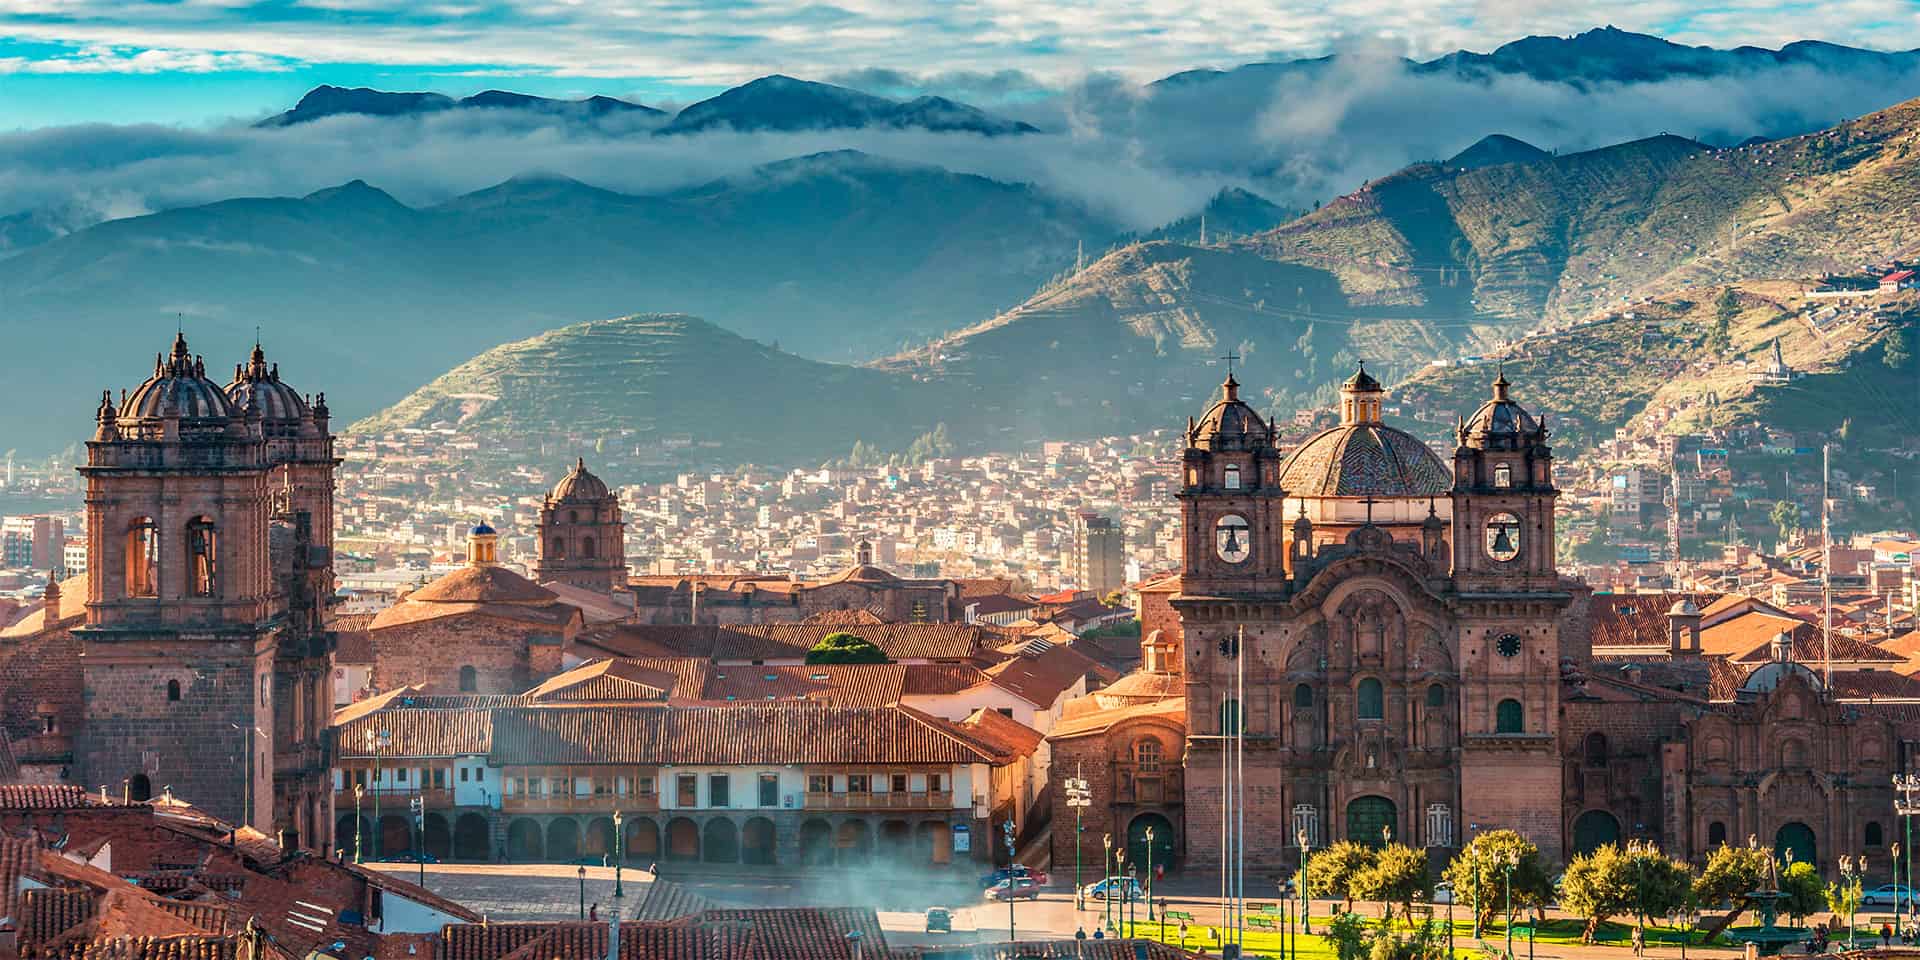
[0,334,338,849]
[1050,365,1920,882]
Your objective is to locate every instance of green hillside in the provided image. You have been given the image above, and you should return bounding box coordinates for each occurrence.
[353,314,952,464]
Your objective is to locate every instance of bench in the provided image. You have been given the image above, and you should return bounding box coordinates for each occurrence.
[1248,916,1277,930]
[1248,902,1277,913]
[1165,911,1196,922]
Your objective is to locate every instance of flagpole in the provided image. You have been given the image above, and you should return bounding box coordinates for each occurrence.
[1823,444,1832,689]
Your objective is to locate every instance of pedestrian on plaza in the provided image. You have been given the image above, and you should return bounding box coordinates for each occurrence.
[1631,924,1645,958]
[589,903,598,922]
[1179,920,1189,943]
[1092,927,1104,940]
[647,862,659,876]
[1882,922,1893,946]
[1075,928,1086,941]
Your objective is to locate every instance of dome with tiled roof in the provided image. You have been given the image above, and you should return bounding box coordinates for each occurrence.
[1460,369,1544,448]
[1277,363,1450,499]
[550,458,610,502]
[404,564,557,605]
[1093,670,1185,709]
[1188,374,1273,451]
[120,333,234,422]
[224,341,312,425]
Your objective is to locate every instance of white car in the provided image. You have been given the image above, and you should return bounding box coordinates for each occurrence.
[1861,884,1914,907]
[1431,881,1454,905]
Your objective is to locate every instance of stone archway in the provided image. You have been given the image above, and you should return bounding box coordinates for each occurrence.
[800,819,835,866]
[625,817,660,862]
[703,818,740,863]
[1571,810,1621,856]
[742,818,777,866]
[1776,822,1817,867]
[423,813,452,860]
[507,818,543,861]
[1128,812,1177,872]
[666,817,700,861]
[546,818,580,862]
[836,820,872,864]
[583,818,615,860]
[453,813,490,861]
[1345,796,1396,847]
[879,820,913,863]
[379,814,413,854]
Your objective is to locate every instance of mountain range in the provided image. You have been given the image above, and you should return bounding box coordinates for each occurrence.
[259,86,667,126]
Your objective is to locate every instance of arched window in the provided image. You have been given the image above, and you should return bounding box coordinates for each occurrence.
[1356,678,1384,720]
[167,679,181,702]
[1426,684,1446,708]
[1708,821,1728,847]
[1293,683,1314,709]
[187,517,217,597]
[1219,698,1241,733]
[581,537,596,559]
[1867,822,1885,847]
[1134,739,1162,772]
[1495,698,1524,733]
[550,537,566,560]
[126,517,159,598]
[1585,732,1609,767]
[1223,465,1241,490]
[458,666,478,693]
[568,510,578,523]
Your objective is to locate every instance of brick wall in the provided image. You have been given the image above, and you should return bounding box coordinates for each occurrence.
[369,616,543,693]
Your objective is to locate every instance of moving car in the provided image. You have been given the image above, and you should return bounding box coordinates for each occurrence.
[1861,884,1915,907]
[1080,877,1144,902]
[986,878,1042,901]
[925,908,952,933]
[980,866,1049,888]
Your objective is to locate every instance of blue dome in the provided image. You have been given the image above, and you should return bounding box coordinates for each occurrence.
[471,522,496,536]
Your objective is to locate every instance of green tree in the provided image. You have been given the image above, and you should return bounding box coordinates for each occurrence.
[1826,870,1864,946]
[1769,499,1799,545]
[1886,325,1912,369]
[1781,861,1824,925]
[1693,841,1773,932]
[1307,841,1378,912]
[803,632,889,664]
[1560,842,1692,942]
[1708,287,1739,354]
[1441,830,1555,931]
[1353,843,1432,925]
[1325,911,1370,960]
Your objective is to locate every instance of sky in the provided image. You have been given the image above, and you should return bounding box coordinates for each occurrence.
[1,0,1918,128]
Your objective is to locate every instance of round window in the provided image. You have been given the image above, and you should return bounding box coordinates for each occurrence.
[1215,514,1252,564]
[1497,633,1522,658]
[1484,512,1523,562]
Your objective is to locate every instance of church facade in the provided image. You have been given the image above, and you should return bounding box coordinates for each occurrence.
[1054,365,1920,882]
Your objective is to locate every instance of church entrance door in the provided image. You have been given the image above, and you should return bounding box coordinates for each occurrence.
[1571,810,1620,856]
[1775,822,1817,867]
[1346,796,1396,847]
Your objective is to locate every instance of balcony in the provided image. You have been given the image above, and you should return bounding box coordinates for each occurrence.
[501,792,661,814]
[804,790,954,810]
[335,786,456,808]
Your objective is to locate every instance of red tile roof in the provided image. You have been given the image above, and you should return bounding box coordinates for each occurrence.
[0,785,100,810]
[486,704,1009,766]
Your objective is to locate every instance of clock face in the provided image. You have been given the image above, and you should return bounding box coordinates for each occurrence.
[1215,514,1252,564]
[1485,512,1523,562]
[1497,633,1522,658]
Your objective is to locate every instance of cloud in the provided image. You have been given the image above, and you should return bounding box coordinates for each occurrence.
[0,44,292,74]
[0,47,1916,241]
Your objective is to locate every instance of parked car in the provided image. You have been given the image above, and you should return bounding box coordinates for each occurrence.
[924,908,952,933]
[986,878,1042,902]
[1080,877,1144,902]
[376,851,439,864]
[1431,880,1454,905]
[1861,884,1915,907]
[980,866,1049,888]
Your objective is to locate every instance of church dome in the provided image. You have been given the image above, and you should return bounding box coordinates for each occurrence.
[224,342,311,423]
[121,333,235,421]
[550,458,610,502]
[1462,371,1541,439]
[1278,363,1449,498]
[1188,374,1273,451]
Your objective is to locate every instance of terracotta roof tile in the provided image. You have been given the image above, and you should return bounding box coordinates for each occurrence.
[407,565,559,605]
[901,664,990,696]
[488,704,1007,766]
[957,709,1044,758]
[52,935,240,960]
[336,708,493,758]
[17,886,95,948]
[696,664,905,707]
[0,785,101,810]
[597,625,986,663]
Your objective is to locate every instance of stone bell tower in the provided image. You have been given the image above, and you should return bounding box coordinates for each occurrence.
[534,459,626,591]
[77,333,278,828]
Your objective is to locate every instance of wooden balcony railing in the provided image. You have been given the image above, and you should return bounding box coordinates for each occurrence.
[500,793,662,814]
[335,786,456,808]
[804,790,953,810]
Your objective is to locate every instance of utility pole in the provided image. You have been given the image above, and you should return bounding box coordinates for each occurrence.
[1003,818,1018,943]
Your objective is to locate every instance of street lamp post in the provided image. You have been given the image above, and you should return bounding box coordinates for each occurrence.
[613,810,625,899]
[1840,854,1865,949]
[1470,824,1482,939]
[1298,827,1313,934]
[1116,849,1128,936]
[410,796,425,887]
[1895,774,1920,937]
[1501,849,1518,960]
[1382,824,1393,927]
[1447,879,1456,960]
[577,865,586,921]
[367,728,390,861]
[1003,819,1018,943]
[1065,770,1091,911]
[353,784,365,864]
[1146,826,1157,922]
[1129,865,1140,936]
[1103,833,1114,933]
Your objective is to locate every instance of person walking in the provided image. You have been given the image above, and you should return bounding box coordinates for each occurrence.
[1631,924,1645,958]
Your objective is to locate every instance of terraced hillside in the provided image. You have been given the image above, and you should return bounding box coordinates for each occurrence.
[354,314,951,464]
[1245,96,1920,325]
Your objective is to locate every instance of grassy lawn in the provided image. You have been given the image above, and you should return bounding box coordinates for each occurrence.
[1111,914,1820,959]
